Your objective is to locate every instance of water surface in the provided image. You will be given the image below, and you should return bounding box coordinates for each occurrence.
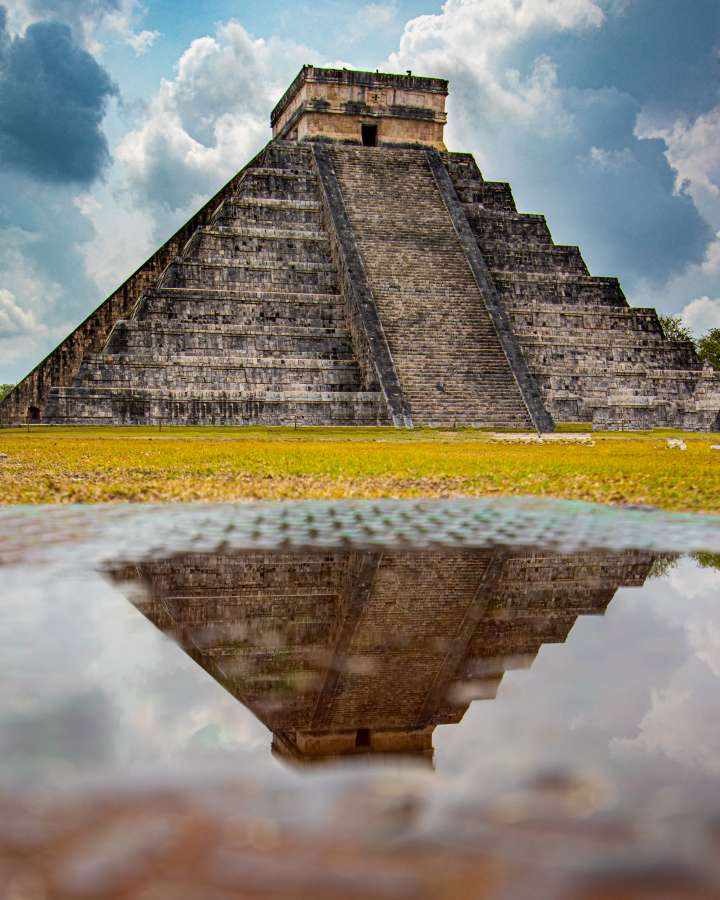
[2,498,720,897]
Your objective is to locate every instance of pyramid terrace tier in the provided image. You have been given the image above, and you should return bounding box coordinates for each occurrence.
[104,321,356,358]
[135,288,348,329]
[493,273,629,307]
[72,354,368,391]
[44,386,388,426]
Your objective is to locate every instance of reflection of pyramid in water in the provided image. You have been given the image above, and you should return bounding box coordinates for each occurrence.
[111,548,655,766]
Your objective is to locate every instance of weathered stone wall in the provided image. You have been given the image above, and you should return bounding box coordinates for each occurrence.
[294,112,447,149]
[272,66,448,150]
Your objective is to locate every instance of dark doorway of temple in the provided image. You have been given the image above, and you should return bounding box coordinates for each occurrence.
[27,406,40,424]
[355,728,371,748]
[361,124,378,147]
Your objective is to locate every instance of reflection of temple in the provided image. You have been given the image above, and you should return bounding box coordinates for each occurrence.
[111,549,654,766]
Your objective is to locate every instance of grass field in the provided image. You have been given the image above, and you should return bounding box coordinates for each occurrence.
[1,425,719,511]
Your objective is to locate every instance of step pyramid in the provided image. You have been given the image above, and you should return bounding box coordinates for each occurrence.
[2,65,719,431]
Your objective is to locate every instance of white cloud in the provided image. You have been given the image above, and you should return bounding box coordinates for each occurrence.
[387,0,607,153]
[3,0,157,56]
[687,619,720,678]
[640,105,720,200]
[680,296,720,336]
[349,2,399,42]
[581,145,635,173]
[701,235,720,275]
[612,681,720,776]
[73,194,102,218]
[0,288,42,336]
[636,104,720,250]
[0,226,62,324]
[117,21,312,213]
[125,28,160,55]
[0,285,52,370]
[73,184,155,297]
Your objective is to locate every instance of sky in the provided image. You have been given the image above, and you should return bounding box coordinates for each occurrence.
[0,0,719,384]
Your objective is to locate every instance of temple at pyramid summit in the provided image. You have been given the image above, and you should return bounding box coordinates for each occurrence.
[2,65,719,430]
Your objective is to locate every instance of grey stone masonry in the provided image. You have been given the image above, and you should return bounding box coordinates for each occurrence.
[328,145,537,429]
[42,142,390,426]
[443,152,720,431]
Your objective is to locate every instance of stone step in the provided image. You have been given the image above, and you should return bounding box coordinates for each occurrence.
[510,305,661,326]
[214,204,323,232]
[514,329,670,346]
[84,353,361,369]
[456,183,517,212]
[236,170,320,202]
[143,287,342,304]
[49,385,383,402]
[222,197,322,210]
[457,211,554,246]
[113,320,351,338]
[197,225,328,242]
[137,307,346,330]
[481,243,589,275]
[523,344,699,369]
[162,259,338,293]
[78,371,365,391]
[492,272,627,307]
[135,300,346,330]
[188,231,332,265]
[45,388,389,427]
[106,325,354,358]
[246,167,316,179]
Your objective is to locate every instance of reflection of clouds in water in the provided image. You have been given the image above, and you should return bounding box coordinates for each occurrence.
[0,566,274,787]
[435,559,720,791]
[612,672,720,776]
[607,558,720,775]
[1,690,116,782]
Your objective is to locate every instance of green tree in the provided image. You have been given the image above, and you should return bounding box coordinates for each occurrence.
[697,328,720,371]
[659,314,695,344]
[647,554,680,580]
[0,384,14,401]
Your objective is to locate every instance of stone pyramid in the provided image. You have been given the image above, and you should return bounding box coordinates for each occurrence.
[2,66,719,430]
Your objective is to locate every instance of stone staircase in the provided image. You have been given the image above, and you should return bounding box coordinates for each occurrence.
[44,143,388,426]
[443,153,720,429]
[329,146,534,429]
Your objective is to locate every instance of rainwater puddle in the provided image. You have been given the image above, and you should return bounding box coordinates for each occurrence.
[2,497,720,898]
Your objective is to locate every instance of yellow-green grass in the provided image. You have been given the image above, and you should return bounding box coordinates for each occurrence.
[0,425,718,511]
